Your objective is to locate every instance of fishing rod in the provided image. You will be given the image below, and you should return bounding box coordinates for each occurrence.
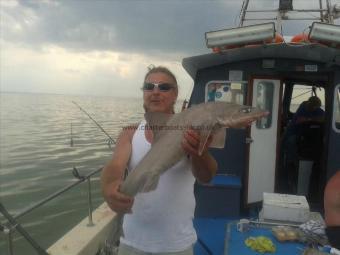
[72,101,131,179]
[292,86,321,100]
[72,101,115,147]
[70,122,74,147]
[292,90,314,100]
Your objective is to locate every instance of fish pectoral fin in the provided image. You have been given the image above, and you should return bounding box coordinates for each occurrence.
[140,173,160,193]
[198,129,213,156]
[198,126,226,154]
[210,128,226,149]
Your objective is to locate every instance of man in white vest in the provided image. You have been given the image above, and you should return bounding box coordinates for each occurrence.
[101,66,218,255]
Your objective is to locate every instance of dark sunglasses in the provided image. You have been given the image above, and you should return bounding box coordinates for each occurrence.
[142,82,175,92]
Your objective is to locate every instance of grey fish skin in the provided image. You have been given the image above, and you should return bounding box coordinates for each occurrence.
[109,101,268,244]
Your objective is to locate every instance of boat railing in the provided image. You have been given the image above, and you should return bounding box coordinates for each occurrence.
[0,166,103,255]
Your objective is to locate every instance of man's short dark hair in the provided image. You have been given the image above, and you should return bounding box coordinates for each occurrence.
[308,96,321,108]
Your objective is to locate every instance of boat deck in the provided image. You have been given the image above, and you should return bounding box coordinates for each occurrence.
[194,218,306,255]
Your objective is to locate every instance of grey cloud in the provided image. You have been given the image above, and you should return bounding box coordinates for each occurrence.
[2,0,339,59]
[2,0,243,57]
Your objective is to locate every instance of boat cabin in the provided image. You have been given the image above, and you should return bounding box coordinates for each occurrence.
[181,19,340,253]
[183,42,340,215]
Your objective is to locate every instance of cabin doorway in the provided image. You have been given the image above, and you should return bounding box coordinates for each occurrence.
[277,82,326,207]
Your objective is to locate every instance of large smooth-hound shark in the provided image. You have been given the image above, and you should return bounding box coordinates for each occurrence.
[109,101,269,245]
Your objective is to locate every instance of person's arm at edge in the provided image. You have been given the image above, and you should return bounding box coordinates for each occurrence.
[100,124,137,214]
[324,171,340,226]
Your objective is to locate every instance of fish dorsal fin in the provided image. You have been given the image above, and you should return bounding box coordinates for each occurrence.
[198,128,226,155]
[144,112,173,142]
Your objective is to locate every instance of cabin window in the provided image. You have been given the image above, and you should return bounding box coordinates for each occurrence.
[290,85,325,113]
[255,81,274,129]
[205,81,246,105]
[333,85,340,132]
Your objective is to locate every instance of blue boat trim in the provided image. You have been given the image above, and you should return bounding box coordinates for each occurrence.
[209,175,241,188]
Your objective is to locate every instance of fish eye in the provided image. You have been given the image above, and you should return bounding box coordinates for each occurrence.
[241,107,252,113]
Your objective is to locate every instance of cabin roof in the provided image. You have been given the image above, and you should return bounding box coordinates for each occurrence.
[182,44,340,79]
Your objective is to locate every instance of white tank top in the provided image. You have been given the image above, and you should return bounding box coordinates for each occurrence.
[120,121,197,252]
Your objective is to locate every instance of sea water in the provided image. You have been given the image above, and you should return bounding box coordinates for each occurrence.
[0,92,186,255]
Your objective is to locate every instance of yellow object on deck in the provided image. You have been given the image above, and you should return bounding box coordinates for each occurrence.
[245,236,276,253]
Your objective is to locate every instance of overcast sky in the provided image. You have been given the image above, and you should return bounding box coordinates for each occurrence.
[1,0,339,99]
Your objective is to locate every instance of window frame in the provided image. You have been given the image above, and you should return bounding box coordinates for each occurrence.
[332,84,340,133]
[254,80,275,129]
[204,80,247,104]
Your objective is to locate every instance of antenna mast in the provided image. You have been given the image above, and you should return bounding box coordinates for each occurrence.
[239,0,339,31]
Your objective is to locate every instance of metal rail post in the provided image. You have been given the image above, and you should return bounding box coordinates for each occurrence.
[326,0,334,23]
[7,229,14,255]
[239,0,250,27]
[1,225,14,255]
[0,203,48,255]
[87,178,94,227]
[0,167,103,254]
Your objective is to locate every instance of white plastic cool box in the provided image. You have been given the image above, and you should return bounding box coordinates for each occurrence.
[262,192,310,223]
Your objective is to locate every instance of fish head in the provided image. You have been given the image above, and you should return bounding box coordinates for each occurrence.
[216,103,269,129]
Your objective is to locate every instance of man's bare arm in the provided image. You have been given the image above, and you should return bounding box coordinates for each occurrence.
[191,151,218,183]
[182,129,218,183]
[324,171,340,226]
[100,125,137,213]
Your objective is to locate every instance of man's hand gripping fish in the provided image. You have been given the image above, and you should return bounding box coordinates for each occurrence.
[109,101,269,245]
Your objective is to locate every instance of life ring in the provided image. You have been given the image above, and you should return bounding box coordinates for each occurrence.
[273,33,284,43]
[290,32,339,48]
[244,33,284,48]
[290,33,310,43]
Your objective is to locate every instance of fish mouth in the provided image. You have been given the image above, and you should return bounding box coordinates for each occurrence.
[217,110,269,128]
